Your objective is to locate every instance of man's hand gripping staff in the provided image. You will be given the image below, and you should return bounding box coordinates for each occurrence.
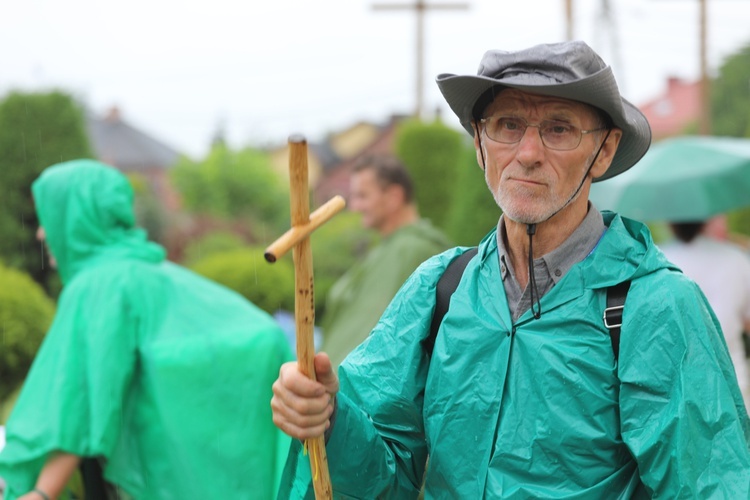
[265,135,345,500]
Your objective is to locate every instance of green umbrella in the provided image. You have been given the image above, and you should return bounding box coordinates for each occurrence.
[590,135,750,222]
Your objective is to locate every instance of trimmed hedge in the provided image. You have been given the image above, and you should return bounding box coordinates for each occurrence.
[0,263,56,402]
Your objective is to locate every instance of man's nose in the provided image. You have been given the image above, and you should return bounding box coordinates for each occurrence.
[515,125,545,163]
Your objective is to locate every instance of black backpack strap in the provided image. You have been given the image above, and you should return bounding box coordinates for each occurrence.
[424,247,478,357]
[603,280,631,361]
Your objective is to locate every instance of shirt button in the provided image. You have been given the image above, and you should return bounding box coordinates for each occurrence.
[554,269,562,277]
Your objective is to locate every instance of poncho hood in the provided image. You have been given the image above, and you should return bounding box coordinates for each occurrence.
[31,159,165,284]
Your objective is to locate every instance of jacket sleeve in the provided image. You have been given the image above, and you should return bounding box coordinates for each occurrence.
[619,270,750,498]
[278,249,463,499]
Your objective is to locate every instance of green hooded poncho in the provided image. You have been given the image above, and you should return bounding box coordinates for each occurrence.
[322,219,452,368]
[280,213,750,498]
[0,159,293,499]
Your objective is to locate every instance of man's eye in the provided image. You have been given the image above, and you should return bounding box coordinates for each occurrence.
[546,123,572,135]
[501,119,521,130]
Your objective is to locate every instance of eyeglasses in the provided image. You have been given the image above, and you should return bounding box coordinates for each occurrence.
[479,116,606,151]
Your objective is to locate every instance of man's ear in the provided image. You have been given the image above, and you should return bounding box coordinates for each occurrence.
[591,128,623,179]
[472,122,486,171]
[384,183,407,210]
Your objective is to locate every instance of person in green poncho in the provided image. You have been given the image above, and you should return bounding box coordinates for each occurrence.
[0,159,293,500]
[321,155,452,368]
[270,41,750,498]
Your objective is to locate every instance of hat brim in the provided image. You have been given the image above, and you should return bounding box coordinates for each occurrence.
[436,69,651,181]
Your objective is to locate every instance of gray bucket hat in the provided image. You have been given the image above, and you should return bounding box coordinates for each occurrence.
[436,40,651,181]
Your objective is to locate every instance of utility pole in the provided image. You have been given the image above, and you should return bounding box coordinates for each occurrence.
[655,0,711,134]
[698,0,710,135]
[565,0,574,40]
[594,0,624,93]
[373,0,469,119]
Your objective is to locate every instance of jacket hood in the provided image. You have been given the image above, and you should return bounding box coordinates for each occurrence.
[473,210,676,293]
[32,159,166,284]
[579,210,677,288]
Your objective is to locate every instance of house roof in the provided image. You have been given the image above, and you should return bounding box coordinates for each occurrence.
[638,77,701,140]
[86,107,181,171]
[312,114,407,205]
[309,141,340,171]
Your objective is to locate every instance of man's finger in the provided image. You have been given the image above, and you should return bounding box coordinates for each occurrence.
[278,361,327,397]
[313,353,340,394]
[272,378,331,416]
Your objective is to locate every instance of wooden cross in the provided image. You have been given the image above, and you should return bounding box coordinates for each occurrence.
[265,135,345,499]
[373,0,469,118]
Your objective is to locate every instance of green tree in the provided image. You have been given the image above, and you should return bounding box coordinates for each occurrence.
[394,119,464,228]
[129,172,170,246]
[711,41,750,237]
[711,41,750,138]
[170,142,290,236]
[311,211,378,317]
[0,90,92,293]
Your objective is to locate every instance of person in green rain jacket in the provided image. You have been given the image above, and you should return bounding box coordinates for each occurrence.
[321,155,452,368]
[271,41,750,498]
[0,159,293,500]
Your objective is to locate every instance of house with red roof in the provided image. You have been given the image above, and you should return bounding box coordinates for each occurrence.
[637,77,702,141]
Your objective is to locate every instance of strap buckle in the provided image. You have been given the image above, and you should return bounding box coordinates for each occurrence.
[603,305,624,329]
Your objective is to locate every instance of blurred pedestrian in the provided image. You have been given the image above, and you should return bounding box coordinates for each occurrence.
[0,159,293,500]
[271,40,750,498]
[321,155,452,368]
[661,215,750,410]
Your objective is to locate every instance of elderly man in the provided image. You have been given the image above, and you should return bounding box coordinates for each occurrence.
[271,41,750,498]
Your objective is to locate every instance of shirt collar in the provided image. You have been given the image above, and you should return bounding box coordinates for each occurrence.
[496,204,605,285]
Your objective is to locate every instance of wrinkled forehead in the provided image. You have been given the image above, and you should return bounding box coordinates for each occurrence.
[484,88,600,123]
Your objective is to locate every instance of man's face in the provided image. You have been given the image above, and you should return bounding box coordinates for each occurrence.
[474,89,617,225]
[36,226,57,269]
[349,169,392,232]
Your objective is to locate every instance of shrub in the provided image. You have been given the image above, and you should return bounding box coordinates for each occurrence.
[189,247,296,314]
[395,119,464,229]
[310,211,378,317]
[181,231,247,267]
[0,263,56,401]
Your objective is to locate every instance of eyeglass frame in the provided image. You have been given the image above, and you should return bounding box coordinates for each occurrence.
[478,115,608,151]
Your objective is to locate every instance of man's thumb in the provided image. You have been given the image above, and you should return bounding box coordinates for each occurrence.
[313,352,339,392]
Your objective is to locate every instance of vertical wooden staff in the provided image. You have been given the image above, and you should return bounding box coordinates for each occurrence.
[265,135,344,499]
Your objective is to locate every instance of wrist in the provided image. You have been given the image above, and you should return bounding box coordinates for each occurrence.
[33,488,52,500]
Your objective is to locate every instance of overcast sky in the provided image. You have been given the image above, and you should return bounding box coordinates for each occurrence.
[2,0,749,159]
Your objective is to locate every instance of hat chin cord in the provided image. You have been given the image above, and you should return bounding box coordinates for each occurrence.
[477,129,612,320]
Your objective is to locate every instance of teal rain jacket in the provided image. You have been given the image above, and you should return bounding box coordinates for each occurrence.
[281,213,750,498]
[0,160,293,499]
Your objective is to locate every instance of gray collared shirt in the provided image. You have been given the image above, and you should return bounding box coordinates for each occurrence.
[497,205,605,322]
